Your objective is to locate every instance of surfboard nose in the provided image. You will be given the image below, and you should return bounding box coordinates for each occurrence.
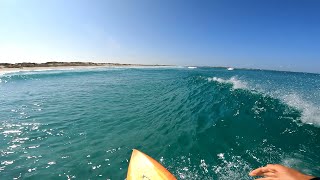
[127,149,176,180]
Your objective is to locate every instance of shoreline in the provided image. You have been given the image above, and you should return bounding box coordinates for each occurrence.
[0,62,173,74]
[0,65,108,74]
[0,65,175,74]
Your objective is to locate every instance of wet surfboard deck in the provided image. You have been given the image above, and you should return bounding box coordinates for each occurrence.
[127,149,176,180]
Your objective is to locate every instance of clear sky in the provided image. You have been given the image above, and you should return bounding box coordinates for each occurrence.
[0,0,320,73]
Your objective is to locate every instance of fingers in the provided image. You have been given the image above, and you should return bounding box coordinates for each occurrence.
[266,164,281,171]
[250,164,279,176]
[255,178,275,180]
[249,167,270,176]
[262,172,276,177]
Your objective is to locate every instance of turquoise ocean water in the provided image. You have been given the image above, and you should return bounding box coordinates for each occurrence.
[0,67,319,179]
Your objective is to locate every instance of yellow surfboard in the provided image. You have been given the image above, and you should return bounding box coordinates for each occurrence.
[127,149,177,180]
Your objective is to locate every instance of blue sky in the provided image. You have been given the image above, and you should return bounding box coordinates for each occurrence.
[0,0,320,72]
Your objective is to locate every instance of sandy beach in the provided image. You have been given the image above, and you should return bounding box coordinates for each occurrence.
[0,63,171,75]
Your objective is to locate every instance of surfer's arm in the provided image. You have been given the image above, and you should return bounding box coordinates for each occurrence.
[249,164,316,180]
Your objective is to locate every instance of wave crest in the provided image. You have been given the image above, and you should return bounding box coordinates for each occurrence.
[282,93,320,126]
[208,76,248,89]
[207,76,320,127]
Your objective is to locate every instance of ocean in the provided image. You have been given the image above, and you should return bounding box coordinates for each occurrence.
[0,67,319,179]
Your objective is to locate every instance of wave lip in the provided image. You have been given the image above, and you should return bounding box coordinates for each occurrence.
[207,76,320,127]
[208,76,248,90]
[281,93,320,127]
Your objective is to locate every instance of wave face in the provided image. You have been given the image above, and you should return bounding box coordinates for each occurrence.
[0,67,320,179]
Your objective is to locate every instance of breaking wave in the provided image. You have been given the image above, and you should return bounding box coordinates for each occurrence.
[208,76,248,90]
[207,76,320,127]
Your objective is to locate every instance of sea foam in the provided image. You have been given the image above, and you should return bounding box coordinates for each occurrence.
[208,76,248,90]
[207,76,320,127]
[281,93,320,126]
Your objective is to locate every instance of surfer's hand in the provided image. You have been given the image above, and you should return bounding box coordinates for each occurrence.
[249,164,315,180]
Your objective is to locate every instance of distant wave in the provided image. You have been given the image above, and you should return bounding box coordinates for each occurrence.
[188,66,197,69]
[207,76,320,127]
[0,66,181,77]
[0,67,131,82]
[0,67,111,76]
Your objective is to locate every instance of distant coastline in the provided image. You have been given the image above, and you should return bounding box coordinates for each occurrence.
[0,61,171,73]
[0,61,171,68]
